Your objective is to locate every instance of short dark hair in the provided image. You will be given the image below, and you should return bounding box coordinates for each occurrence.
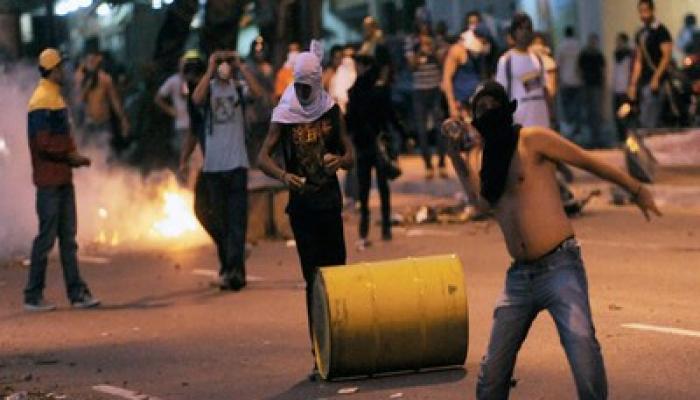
[564,26,575,37]
[330,45,343,55]
[354,54,375,67]
[466,10,482,22]
[618,32,630,42]
[509,12,533,36]
[685,13,697,26]
[638,0,654,9]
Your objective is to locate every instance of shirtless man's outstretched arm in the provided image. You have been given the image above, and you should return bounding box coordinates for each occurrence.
[523,128,661,220]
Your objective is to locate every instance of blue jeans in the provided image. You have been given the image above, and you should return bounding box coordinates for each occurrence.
[477,238,607,400]
[639,84,666,129]
[24,184,89,303]
[560,86,582,136]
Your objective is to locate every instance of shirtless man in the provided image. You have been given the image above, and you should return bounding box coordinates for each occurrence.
[75,49,129,147]
[443,81,661,399]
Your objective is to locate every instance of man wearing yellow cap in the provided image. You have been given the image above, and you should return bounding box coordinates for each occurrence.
[24,48,100,311]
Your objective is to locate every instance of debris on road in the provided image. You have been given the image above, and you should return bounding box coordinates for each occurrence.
[608,304,623,311]
[389,393,404,398]
[337,387,359,395]
[5,392,28,400]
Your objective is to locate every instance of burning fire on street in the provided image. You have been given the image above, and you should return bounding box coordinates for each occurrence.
[90,174,208,251]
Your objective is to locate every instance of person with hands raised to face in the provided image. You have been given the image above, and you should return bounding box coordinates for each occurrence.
[443,81,660,400]
[185,48,263,292]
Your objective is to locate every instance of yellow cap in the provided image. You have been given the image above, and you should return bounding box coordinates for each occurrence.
[183,49,202,61]
[39,48,63,70]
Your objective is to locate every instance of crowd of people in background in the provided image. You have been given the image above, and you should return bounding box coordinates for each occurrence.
[24,0,696,309]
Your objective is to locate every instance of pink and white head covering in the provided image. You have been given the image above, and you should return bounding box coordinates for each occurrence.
[272,40,335,124]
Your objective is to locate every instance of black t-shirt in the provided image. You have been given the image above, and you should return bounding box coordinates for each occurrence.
[578,48,605,86]
[279,104,344,214]
[635,22,672,85]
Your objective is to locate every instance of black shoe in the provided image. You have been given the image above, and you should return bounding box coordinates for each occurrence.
[308,364,320,381]
[24,298,57,312]
[71,294,101,309]
[229,278,246,292]
[382,229,392,241]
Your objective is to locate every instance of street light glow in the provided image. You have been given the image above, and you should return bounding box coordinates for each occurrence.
[55,0,93,16]
[96,3,111,17]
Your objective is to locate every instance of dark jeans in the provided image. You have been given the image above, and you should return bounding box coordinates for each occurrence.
[357,150,391,239]
[582,85,604,147]
[560,86,582,136]
[412,88,445,169]
[194,168,248,285]
[289,210,346,339]
[477,238,607,400]
[612,93,628,143]
[25,184,89,303]
[639,83,666,129]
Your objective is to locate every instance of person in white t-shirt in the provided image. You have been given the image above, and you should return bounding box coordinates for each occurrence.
[555,26,583,137]
[496,12,554,129]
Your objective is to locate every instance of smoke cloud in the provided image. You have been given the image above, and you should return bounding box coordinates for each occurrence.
[0,64,208,262]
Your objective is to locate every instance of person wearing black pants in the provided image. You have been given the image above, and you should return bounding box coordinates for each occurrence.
[346,55,393,247]
[289,209,346,335]
[258,41,354,378]
[195,169,248,288]
[185,48,263,290]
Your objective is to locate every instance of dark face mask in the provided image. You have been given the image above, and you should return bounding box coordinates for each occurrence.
[471,104,514,140]
[472,103,520,206]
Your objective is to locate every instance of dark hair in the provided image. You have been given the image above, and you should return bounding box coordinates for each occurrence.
[617,32,630,42]
[466,10,482,23]
[248,37,269,61]
[564,26,575,37]
[330,45,343,55]
[38,66,51,78]
[354,54,375,67]
[685,13,697,26]
[638,0,654,10]
[509,12,533,36]
[465,10,481,30]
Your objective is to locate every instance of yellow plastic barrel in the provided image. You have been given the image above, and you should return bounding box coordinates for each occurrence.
[311,254,468,380]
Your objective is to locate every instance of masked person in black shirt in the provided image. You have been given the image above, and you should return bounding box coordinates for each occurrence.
[257,41,354,376]
[628,0,673,129]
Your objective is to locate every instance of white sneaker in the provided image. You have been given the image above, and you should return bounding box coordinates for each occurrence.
[24,299,57,312]
[355,238,371,251]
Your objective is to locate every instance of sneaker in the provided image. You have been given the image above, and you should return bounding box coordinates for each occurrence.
[216,275,246,291]
[24,299,57,312]
[71,294,101,309]
[439,167,449,179]
[308,364,320,382]
[355,238,371,251]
